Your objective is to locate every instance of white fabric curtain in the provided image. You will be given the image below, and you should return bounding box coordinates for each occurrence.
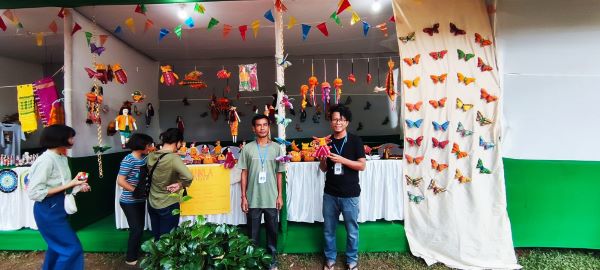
[392,0,519,269]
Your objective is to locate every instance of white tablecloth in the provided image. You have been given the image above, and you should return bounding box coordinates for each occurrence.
[286,160,404,223]
[0,167,38,231]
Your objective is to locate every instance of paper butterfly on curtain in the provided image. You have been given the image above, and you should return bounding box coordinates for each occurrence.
[477,57,493,72]
[403,77,420,88]
[456,122,474,137]
[480,89,498,103]
[312,135,332,159]
[405,155,424,165]
[405,101,423,112]
[451,143,468,159]
[456,98,474,112]
[407,191,425,204]
[479,136,495,150]
[428,179,447,195]
[405,175,423,187]
[431,159,449,172]
[457,49,475,61]
[405,119,423,128]
[457,73,476,85]
[432,137,449,149]
[275,115,292,127]
[398,32,416,44]
[406,136,423,147]
[476,111,493,126]
[476,158,492,174]
[432,121,450,131]
[449,23,466,35]
[403,54,420,66]
[430,74,447,84]
[422,23,440,36]
[475,33,493,47]
[455,169,472,184]
[429,50,448,60]
[429,97,447,108]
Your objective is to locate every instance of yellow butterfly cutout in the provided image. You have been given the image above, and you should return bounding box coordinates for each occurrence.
[455,169,472,184]
[456,98,474,111]
[403,77,421,89]
[457,72,476,85]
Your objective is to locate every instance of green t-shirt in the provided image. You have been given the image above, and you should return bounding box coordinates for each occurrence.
[237,141,285,209]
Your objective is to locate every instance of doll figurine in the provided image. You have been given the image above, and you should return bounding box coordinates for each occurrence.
[115,106,137,148]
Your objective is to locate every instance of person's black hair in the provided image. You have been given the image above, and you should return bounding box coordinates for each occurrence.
[125,133,154,151]
[160,128,183,144]
[40,124,76,149]
[251,114,270,126]
[329,104,352,122]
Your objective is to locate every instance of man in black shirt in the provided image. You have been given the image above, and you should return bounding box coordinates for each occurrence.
[318,105,366,270]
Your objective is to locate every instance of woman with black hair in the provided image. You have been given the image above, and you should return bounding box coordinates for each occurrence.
[146,128,193,240]
[117,133,154,266]
[27,124,91,270]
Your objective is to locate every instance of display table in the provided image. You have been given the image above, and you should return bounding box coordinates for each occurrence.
[286,160,404,223]
[0,167,37,231]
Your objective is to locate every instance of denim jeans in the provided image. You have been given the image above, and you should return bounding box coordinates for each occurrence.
[148,202,180,241]
[120,202,146,261]
[323,193,359,265]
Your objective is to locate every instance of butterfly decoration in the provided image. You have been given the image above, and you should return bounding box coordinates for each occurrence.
[406,101,423,112]
[356,122,363,131]
[403,77,421,88]
[274,137,292,146]
[455,169,472,184]
[373,86,386,93]
[457,49,475,61]
[275,115,292,127]
[90,43,105,55]
[364,101,371,110]
[432,137,449,149]
[449,23,466,35]
[475,33,493,47]
[429,50,448,60]
[281,94,294,110]
[295,123,303,132]
[406,136,423,147]
[381,117,389,125]
[456,98,474,112]
[476,158,492,174]
[432,121,450,131]
[451,143,468,159]
[429,97,447,109]
[275,155,292,163]
[456,122,474,137]
[403,54,421,66]
[428,179,447,195]
[277,53,292,69]
[431,159,449,172]
[479,136,495,150]
[476,111,493,126]
[93,145,111,154]
[405,155,424,165]
[477,57,493,72]
[398,31,416,44]
[406,119,424,128]
[407,191,425,204]
[457,72,476,85]
[430,74,447,84]
[480,88,498,103]
[422,23,440,36]
[405,175,423,187]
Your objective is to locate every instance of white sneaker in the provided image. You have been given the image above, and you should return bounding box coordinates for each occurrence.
[125,260,137,266]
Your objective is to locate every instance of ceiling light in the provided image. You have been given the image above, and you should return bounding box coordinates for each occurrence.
[372,0,382,13]
[177,4,188,20]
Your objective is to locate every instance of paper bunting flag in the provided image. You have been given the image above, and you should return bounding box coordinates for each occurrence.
[275,0,288,12]
[57,7,66,18]
[330,11,341,26]
[114,25,122,34]
[125,18,135,33]
[287,16,297,29]
[389,15,396,22]
[135,4,147,15]
[251,20,260,38]
[223,24,232,38]
[194,3,206,14]
[159,28,169,41]
[337,0,351,15]
[71,23,81,36]
[239,25,248,40]
[3,10,17,24]
[351,11,361,25]
[264,9,274,23]
[207,17,219,30]
[85,32,92,45]
[0,16,7,32]
[36,33,44,47]
[302,24,311,40]
[362,21,370,37]
[48,20,57,33]
[376,23,388,37]
[317,22,329,36]
[99,34,108,46]
[185,17,194,28]
[174,24,183,39]
[144,18,153,33]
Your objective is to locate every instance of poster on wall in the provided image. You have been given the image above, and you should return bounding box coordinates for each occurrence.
[238,63,259,92]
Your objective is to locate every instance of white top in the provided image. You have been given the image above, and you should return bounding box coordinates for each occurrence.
[27,150,71,202]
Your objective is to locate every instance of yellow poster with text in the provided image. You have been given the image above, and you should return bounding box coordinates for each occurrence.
[181,165,231,215]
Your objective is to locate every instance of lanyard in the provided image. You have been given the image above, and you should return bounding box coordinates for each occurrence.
[332,136,347,155]
[256,141,268,169]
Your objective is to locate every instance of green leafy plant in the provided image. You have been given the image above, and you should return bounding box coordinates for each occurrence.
[140,214,272,269]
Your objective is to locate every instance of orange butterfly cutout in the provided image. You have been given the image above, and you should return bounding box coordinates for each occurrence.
[405,101,423,112]
[403,77,421,88]
[403,54,421,66]
[429,50,448,60]
[430,73,447,84]
[480,88,498,103]
[430,159,449,172]
[455,169,472,184]
[429,97,447,108]
[477,57,493,72]
[451,143,468,159]
[474,33,492,47]
[405,154,424,165]
[406,136,423,147]
[457,73,476,85]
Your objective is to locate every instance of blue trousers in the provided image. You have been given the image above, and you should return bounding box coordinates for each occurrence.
[148,203,180,241]
[323,193,360,265]
[33,194,84,270]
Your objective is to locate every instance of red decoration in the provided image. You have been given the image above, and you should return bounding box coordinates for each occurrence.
[239,25,248,41]
[336,0,351,15]
[48,20,58,33]
[275,0,288,12]
[58,8,67,18]
[71,23,81,36]
[0,16,6,32]
[389,15,396,23]
[316,22,329,37]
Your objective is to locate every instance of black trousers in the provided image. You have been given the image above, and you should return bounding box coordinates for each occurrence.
[120,202,146,262]
[247,208,278,266]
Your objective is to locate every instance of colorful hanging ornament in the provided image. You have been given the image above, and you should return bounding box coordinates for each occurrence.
[228,107,241,143]
[194,3,206,14]
[300,84,308,114]
[33,78,59,127]
[281,94,294,110]
[113,64,128,84]
[49,100,65,126]
[287,16,297,29]
[174,24,183,39]
[160,65,179,86]
[135,4,147,15]
[115,104,137,148]
[301,24,311,40]
[351,11,361,26]
[131,90,145,103]
[218,66,232,92]
[90,43,105,56]
[264,9,275,23]
[312,135,332,159]
[385,58,396,102]
[308,76,318,107]
[239,25,248,41]
[251,20,260,38]
[366,58,372,84]
[158,28,169,41]
[330,11,341,26]
[71,22,81,36]
[16,84,38,133]
[316,22,329,36]
[144,19,153,33]
[185,17,195,28]
[48,20,57,33]
[84,64,108,84]
[124,17,135,33]
[275,0,288,12]
[333,78,342,104]
[348,59,356,83]
[223,24,232,38]
[179,70,208,89]
[85,85,103,124]
[321,82,331,110]
[99,34,109,46]
[114,25,123,34]
[207,17,219,30]
[337,0,351,15]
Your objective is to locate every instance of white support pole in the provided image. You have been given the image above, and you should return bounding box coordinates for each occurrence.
[274,7,286,140]
[63,9,74,156]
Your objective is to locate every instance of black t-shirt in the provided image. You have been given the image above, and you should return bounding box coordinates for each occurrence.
[325,133,366,198]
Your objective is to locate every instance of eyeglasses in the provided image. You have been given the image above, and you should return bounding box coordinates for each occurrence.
[331,118,347,123]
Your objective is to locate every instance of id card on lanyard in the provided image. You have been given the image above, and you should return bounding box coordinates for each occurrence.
[332,136,347,175]
[257,142,268,183]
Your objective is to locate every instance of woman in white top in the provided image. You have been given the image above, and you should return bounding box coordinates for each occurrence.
[28,125,91,270]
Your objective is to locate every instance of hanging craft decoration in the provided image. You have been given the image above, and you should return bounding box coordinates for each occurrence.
[238,64,259,92]
[422,23,440,36]
[90,43,105,56]
[251,20,260,38]
[308,76,318,107]
[135,4,147,15]
[330,11,341,26]
[275,115,292,128]
[239,25,248,40]
[333,60,342,104]
[228,107,241,143]
[217,67,232,92]
[348,59,356,83]
[160,65,179,86]
[375,23,388,37]
[405,155,424,165]
[275,0,288,12]
[124,17,135,33]
[207,17,219,30]
[85,85,103,124]
[185,17,195,28]
[174,24,183,39]
[480,88,498,103]
[277,54,292,69]
[457,49,474,61]
[179,70,208,89]
[312,135,332,159]
[99,35,109,46]
[114,25,123,34]
[337,0,352,15]
[398,31,416,44]
[48,20,57,33]
[223,24,232,38]
[351,11,361,26]
[264,9,275,23]
[49,99,65,125]
[321,82,331,110]
[158,28,169,41]
[287,16,297,29]
[144,19,154,33]
[474,33,492,47]
[316,22,329,36]
[112,64,128,84]
[16,84,38,133]
[0,15,6,32]
[300,84,308,121]
[115,104,137,148]
[477,57,493,72]
[366,58,372,84]
[281,94,294,110]
[301,24,311,40]
[85,32,93,46]
[33,77,59,127]
[385,58,396,103]
[71,23,82,36]
[0,169,18,193]
[362,21,370,37]
[194,3,206,14]
[131,90,145,103]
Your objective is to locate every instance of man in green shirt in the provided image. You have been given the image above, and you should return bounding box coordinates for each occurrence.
[239,114,285,270]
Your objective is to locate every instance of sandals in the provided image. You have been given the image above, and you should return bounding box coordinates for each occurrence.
[347,263,358,270]
[323,262,335,270]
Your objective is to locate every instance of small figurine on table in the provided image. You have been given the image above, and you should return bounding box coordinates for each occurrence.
[214,140,222,155]
[115,106,137,148]
[176,116,185,135]
[228,107,241,143]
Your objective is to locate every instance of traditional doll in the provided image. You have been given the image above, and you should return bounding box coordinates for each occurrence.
[176,116,185,135]
[249,64,259,91]
[85,86,103,125]
[145,103,154,127]
[228,106,241,143]
[214,140,222,155]
[115,106,137,148]
[333,78,343,104]
[223,150,236,169]
[308,76,318,107]
[312,135,332,159]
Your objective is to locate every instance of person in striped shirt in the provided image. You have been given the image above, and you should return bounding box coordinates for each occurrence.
[117,133,154,266]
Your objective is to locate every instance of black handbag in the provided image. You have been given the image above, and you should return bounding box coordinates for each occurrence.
[132,153,168,199]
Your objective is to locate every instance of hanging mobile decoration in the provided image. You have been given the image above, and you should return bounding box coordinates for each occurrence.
[348,58,356,83]
[300,84,308,122]
[308,59,318,107]
[179,69,208,89]
[131,90,145,103]
[374,58,386,92]
[112,64,127,84]
[160,65,179,86]
[89,18,107,178]
[385,58,396,103]
[228,106,241,143]
[366,58,373,84]
[333,59,343,104]
[321,59,331,114]
[217,66,232,93]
